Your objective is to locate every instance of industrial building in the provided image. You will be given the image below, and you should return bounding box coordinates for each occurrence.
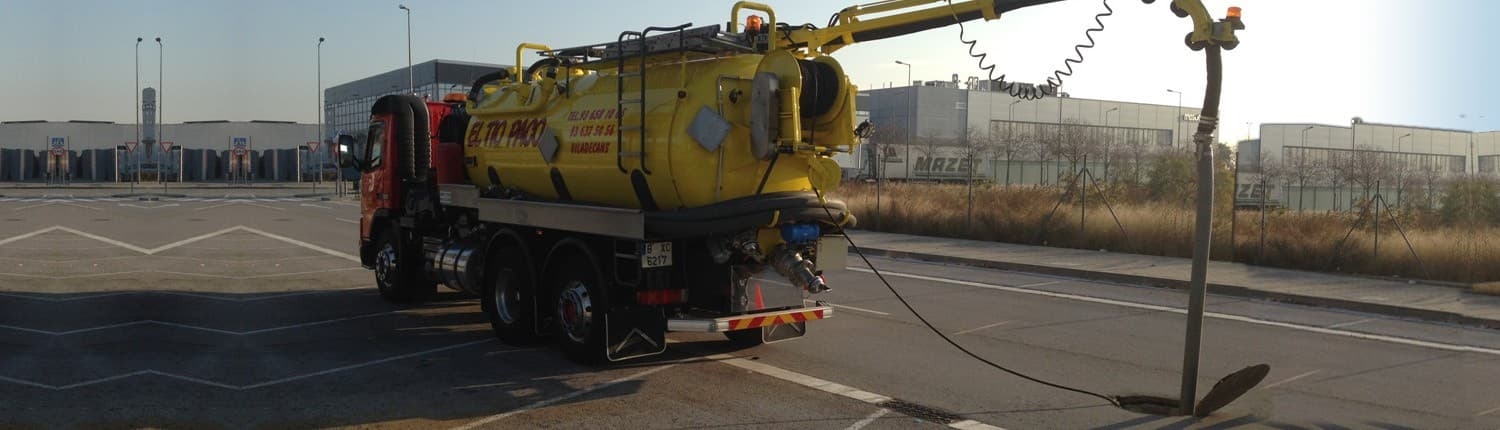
[324,59,509,142]
[841,77,1206,186]
[0,86,322,183]
[1235,121,1497,211]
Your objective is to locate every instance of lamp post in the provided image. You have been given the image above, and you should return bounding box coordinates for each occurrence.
[1167,89,1183,149]
[1300,125,1313,211]
[134,37,142,190]
[1104,107,1118,181]
[895,60,912,180]
[319,37,331,195]
[156,37,164,189]
[1397,132,1410,206]
[399,4,413,94]
[1007,99,1021,187]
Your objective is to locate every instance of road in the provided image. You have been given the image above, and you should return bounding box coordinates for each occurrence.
[1,188,1497,429]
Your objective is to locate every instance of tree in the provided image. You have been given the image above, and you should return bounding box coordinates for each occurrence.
[992,122,1026,188]
[1440,176,1500,226]
[1053,119,1098,187]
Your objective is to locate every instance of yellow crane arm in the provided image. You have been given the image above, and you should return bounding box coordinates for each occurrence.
[731,0,1065,55]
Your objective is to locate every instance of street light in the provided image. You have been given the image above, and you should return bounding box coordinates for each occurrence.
[399,4,413,94]
[1105,107,1118,181]
[318,37,330,194]
[895,60,912,180]
[156,37,164,188]
[1166,89,1183,149]
[134,37,142,189]
[1007,99,1022,187]
[1300,126,1314,211]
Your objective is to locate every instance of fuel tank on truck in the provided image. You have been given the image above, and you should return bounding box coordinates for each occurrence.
[460,41,858,212]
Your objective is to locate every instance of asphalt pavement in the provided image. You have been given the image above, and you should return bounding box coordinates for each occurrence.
[1,184,1497,429]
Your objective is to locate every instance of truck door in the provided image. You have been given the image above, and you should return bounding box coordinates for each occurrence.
[360,118,394,239]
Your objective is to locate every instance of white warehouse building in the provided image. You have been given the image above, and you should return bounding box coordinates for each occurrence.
[1236,120,1498,211]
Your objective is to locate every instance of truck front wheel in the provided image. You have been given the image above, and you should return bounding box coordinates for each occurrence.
[482,245,540,345]
[372,230,435,302]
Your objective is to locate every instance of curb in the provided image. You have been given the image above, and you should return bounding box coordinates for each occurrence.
[855,246,1500,330]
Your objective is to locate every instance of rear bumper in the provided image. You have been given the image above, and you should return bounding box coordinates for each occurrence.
[667,306,832,333]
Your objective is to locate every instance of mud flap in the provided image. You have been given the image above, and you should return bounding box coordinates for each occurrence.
[604,308,667,362]
[761,321,808,344]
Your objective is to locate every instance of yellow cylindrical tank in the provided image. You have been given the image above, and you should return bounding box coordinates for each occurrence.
[462,46,856,212]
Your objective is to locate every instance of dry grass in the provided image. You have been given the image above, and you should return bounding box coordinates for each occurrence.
[831,182,1496,284]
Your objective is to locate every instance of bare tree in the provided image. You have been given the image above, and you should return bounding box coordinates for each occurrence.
[1052,118,1099,190]
[1347,145,1392,205]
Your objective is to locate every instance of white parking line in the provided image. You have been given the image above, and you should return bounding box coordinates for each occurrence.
[852,267,1500,357]
[449,363,679,430]
[802,299,892,316]
[1326,318,1373,329]
[300,203,331,209]
[1260,370,1321,390]
[952,320,1013,336]
[1477,405,1500,417]
[335,218,359,224]
[844,408,890,430]
[0,339,504,391]
[239,226,360,263]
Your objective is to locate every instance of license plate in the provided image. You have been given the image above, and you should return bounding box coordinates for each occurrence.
[642,242,673,268]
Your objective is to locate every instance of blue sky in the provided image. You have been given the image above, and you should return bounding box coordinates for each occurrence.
[1,0,1495,137]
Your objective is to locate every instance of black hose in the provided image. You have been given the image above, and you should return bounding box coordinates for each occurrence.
[811,188,1121,407]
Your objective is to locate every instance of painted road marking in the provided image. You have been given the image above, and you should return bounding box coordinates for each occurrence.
[1260,370,1321,390]
[1326,318,1373,329]
[300,203,331,209]
[0,339,504,391]
[196,201,285,211]
[1016,280,1062,288]
[844,408,890,430]
[0,310,398,336]
[240,226,360,263]
[335,218,359,224]
[705,350,1006,430]
[117,203,180,209]
[952,320,1013,336]
[0,225,358,263]
[802,299,892,316]
[1477,405,1500,417]
[449,363,680,430]
[852,267,1500,357]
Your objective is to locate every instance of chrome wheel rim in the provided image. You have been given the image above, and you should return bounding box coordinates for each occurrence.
[556,281,592,343]
[374,243,397,287]
[492,269,520,324]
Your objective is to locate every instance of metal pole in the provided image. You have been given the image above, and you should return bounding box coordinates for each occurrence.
[896,61,912,180]
[1374,180,1380,262]
[134,38,142,190]
[399,5,413,94]
[1168,89,1182,149]
[156,37,163,190]
[1179,46,1224,417]
[1230,149,1238,262]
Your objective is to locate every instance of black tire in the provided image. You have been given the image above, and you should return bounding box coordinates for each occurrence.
[551,252,609,365]
[482,244,541,345]
[724,328,766,347]
[372,229,435,302]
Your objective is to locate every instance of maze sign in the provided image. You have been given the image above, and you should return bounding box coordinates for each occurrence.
[231,137,250,158]
[48,137,66,157]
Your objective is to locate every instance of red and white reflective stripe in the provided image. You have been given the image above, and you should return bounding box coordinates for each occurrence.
[725,308,827,331]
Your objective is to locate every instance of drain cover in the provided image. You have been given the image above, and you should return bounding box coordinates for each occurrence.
[876,399,964,424]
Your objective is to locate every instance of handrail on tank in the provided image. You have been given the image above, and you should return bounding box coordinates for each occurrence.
[514,43,554,79]
[729,1,777,35]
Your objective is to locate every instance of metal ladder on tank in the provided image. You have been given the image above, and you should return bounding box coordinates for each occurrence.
[614,24,690,175]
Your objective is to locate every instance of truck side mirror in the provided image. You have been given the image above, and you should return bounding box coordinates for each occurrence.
[337,134,363,170]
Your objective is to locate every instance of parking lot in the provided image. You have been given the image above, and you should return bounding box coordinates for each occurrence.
[0,189,941,430]
[4,186,1500,429]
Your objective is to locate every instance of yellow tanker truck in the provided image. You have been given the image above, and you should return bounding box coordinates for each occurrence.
[342,0,1224,364]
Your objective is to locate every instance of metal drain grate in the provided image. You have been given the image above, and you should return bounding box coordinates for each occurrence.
[876,398,964,424]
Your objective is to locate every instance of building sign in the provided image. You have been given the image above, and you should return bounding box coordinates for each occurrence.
[231,137,250,157]
[48,137,67,157]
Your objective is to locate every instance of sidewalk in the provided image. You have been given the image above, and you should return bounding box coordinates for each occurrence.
[845,230,1500,329]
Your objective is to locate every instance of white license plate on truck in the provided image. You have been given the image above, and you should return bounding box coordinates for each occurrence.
[642,242,673,268]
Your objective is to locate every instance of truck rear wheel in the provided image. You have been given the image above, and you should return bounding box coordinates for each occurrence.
[551,253,610,365]
[482,245,540,345]
[373,230,435,302]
